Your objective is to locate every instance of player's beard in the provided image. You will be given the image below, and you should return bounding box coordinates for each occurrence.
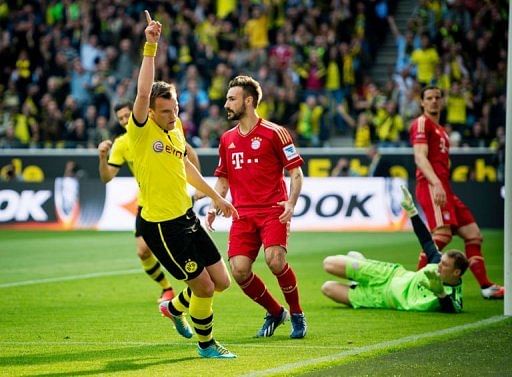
[226,104,246,121]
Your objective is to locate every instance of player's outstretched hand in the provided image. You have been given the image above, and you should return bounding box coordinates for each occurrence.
[421,269,445,297]
[206,199,238,231]
[213,198,239,219]
[400,185,418,217]
[144,10,161,44]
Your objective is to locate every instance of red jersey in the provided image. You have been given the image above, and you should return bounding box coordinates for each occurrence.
[215,118,303,213]
[410,115,451,183]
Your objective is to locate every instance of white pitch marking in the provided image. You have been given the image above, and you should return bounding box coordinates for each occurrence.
[1,317,508,355]
[242,315,509,377]
[0,269,141,288]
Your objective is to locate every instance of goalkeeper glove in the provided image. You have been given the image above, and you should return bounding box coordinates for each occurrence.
[400,185,418,217]
[420,269,446,297]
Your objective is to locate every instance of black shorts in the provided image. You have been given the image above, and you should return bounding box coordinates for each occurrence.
[134,206,142,238]
[140,208,221,281]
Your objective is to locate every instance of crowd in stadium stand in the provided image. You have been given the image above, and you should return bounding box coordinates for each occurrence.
[0,0,507,158]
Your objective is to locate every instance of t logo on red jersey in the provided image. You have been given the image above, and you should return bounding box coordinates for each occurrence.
[232,152,244,169]
[230,152,260,169]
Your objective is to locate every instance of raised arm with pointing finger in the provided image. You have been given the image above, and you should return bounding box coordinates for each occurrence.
[132,10,161,125]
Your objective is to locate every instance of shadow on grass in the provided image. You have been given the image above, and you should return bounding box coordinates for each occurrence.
[1,344,197,375]
[28,356,198,377]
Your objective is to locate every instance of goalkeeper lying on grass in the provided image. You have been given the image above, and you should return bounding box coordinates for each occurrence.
[321,186,469,313]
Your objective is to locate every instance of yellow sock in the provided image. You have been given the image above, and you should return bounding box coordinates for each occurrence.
[189,294,214,343]
[170,287,191,314]
[140,254,172,290]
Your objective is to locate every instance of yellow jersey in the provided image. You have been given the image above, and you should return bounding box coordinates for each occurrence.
[325,61,341,90]
[446,95,467,125]
[108,132,144,207]
[354,124,371,148]
[127,116,192,222]
[245,15,269,49]
[411,48,440,85]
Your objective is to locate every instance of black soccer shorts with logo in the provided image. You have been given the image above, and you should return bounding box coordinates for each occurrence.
[139,208,221,280]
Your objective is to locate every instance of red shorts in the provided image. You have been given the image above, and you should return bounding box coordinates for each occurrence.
[227,207,289,260]
[416,180,475,231]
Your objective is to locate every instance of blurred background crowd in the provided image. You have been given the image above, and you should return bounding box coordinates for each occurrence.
[0,0,507,156]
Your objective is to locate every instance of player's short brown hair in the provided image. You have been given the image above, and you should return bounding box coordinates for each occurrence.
[420,85,443,100]
[114,101,132,112]
[446,249,469,275]
[228,75,262,107]
[150,81,177,109]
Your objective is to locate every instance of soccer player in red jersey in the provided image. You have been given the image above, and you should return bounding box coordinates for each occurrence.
[207,75,307,338]
[410,86,504,299]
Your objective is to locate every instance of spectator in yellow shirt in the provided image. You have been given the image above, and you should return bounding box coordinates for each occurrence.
[446,81,473,134]
[350,112,373,149]
[297,95,324,147]
[245,5,269,50]
[374,101,404,147]
[410,33,440,86]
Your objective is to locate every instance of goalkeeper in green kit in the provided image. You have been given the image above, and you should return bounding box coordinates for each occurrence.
[321,186,469,313]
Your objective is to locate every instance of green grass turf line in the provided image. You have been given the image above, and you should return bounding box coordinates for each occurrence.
[0,229,505,376]
[297,319,512,377]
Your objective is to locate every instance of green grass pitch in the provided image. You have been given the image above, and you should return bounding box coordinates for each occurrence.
[1,229,510,376]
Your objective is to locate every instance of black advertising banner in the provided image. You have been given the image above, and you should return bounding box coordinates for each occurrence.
[0,179,106,229]
[0,148,499,182]
[0,177,503,230]
[0,150,502,229]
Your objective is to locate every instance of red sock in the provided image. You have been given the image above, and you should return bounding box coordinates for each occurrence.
[434,238,448,251]
[417,237,449,270]
[239,273,282,317]
[416,252,428,270]
[274,264,303,314]
[465,240,492,288]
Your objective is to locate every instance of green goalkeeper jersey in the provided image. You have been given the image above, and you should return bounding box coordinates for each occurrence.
[348,212,463,313]
[388,263,463,312]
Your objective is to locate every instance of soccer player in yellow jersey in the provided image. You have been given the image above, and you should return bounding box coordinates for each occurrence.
[127,10,238,359]
[98,101,175,303]
[98,102,203,303]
